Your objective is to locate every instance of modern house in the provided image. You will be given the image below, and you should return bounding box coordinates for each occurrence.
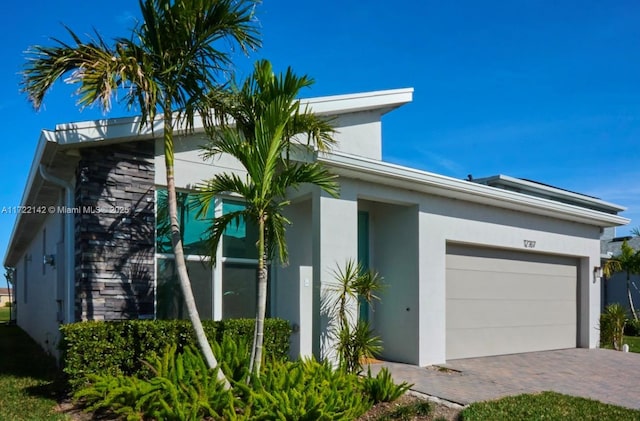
[4,88,629,364]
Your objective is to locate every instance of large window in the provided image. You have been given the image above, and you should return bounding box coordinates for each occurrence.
[155,188,262,320]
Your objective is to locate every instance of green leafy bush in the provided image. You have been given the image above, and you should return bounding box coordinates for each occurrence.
[61,318,291,391]
[361,367,412,403]
[211,335,251,383]
[75,345,236,421]
[600,304,626,350]
[246,358,373,420]
[624,318,640,337]
[76,347,372,421]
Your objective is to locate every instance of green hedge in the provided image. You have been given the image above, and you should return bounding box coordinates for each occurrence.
[60,318,291,390]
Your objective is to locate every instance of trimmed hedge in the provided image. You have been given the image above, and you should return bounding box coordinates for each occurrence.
[60,318,291,390]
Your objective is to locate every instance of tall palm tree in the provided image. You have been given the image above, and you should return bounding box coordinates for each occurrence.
[21,0,260,384]
[604,240,640,320]
[197,60,339,377]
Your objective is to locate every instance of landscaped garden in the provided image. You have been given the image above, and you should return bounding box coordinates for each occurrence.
[3,321,640,420]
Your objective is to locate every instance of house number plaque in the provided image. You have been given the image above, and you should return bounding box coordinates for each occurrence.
[523,240,536,248]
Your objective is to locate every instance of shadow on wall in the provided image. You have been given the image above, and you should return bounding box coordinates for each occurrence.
[75,141,155,321]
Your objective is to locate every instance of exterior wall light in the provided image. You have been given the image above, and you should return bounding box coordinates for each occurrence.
[43,254,55,267]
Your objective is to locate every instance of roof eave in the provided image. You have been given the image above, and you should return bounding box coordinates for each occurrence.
[473,174,626,213]
[319,152,629,228]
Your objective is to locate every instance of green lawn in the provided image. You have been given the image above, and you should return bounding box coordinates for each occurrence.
[624,335,640,353]
[0,325,68,421]
[0,306,11,322]
[460,391,640,421]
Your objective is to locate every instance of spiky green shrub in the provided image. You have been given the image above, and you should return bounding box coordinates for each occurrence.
[361,366,412,403]
[75,345,236,421]
[61,318,291,390]
[600,304,627,350]
[329,260,384,374]
[245,358,373,420]
[212,334,251,383]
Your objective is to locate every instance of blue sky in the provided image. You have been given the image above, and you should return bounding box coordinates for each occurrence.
[2,1,639,287]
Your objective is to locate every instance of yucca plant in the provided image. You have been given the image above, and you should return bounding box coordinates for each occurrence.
[328,260,384,373]
[600,303,627,351]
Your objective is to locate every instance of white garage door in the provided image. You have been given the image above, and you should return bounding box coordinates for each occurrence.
[446,244,578,360]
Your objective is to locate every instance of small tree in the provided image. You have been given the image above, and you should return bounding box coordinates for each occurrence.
[604,240,640,320]
[197,60,339,379]
[329,260,383,374]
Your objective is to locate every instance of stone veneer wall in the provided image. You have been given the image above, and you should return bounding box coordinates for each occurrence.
[75,140,155,320]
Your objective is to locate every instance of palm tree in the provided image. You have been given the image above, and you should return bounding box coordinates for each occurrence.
[604,240,640,320]
[197,60,339,378]
[21,0,260,384]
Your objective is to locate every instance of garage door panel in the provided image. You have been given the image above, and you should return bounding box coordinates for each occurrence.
[447,254,577,277]
[445,245,578,360]
[447,299,575,329]
[447,325,577,360]
[447,270,576,300]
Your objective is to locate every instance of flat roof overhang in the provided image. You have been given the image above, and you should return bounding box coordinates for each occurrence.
[319,152,630,229]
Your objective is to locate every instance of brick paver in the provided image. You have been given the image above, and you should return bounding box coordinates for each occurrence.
[369,348,640,409]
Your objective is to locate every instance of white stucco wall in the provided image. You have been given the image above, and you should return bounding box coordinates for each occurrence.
[274,199,314,359]
[16,210,64,356]
[155,134,248,188]
[418,194,602,365]
[312,185,359,359]
[368,202,420,364]
[330,111,383,160]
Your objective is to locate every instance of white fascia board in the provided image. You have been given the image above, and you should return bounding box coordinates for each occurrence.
[319,152,630,228]
[473,174,626,213]
[3,131,56,266]
[50,88,414,147]
[54,114,166,146]
[301,88,414,116]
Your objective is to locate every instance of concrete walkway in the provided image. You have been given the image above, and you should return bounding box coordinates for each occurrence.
[369,348,640,410]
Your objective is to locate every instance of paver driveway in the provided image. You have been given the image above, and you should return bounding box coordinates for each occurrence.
[371,348,640,409]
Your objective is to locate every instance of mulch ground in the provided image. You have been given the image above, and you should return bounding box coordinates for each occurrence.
[58,393,463,421]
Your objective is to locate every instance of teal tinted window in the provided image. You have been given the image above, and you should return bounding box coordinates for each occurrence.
[222,200,259,259]
[358,211,370,322]
[156,188,214,255]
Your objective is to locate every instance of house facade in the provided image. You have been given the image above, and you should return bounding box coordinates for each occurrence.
[4,88,629,363]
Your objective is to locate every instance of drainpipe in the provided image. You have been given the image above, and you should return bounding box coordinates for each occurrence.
[38,165,75,325]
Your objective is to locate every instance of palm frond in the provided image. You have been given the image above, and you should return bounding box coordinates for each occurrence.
[202,210,247,265]
[273,162,339,198]
[195,173,254,216]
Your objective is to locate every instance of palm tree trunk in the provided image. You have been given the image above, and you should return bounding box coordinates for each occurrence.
[249,213,268,378]
[164,113,230,389]
[627,272,638,320]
